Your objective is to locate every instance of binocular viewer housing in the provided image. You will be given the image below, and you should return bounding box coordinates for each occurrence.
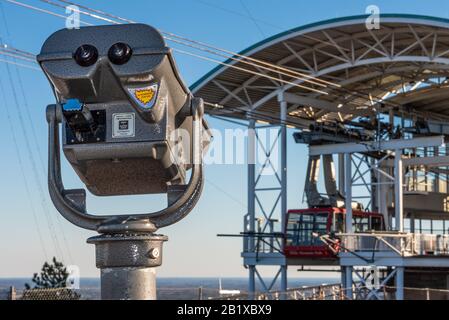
[38,24,208,197]
[40,24,209,296]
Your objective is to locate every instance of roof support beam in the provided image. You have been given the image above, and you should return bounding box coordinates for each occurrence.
[309,136,444,156]
[281,92,341,111]
[280,92,367,117]
[213,80,249,107]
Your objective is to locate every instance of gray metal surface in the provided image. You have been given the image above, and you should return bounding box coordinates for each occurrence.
[100,268,157,300]
[88,233,168,300]
[88,234,168,268]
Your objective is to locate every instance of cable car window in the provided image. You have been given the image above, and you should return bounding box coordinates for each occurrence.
[353,216,369,232]
[333,213,344,233]
[286,213,328,246]
[370,216,383,231]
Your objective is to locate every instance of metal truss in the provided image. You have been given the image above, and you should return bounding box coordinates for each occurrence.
[244,101,288,298]
[347,154,375,211]
[351,267,401,300]
[198,18,449,126]
[313,135,445,300]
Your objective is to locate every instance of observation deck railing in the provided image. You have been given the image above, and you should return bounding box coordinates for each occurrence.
[339,232,449,257]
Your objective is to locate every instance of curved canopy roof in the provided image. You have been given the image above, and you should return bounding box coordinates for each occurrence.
[192,14,449,128]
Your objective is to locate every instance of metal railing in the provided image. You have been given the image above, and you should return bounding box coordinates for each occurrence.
[216,283,345,300]
[339,232,449,256]
[385,286,449,300]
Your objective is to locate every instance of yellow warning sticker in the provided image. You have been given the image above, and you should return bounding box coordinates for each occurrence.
[135,88,155,105]
[127,83,158,109]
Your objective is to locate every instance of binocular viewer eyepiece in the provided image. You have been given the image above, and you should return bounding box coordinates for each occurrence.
[40,24,209,232]
[73,42,134,67]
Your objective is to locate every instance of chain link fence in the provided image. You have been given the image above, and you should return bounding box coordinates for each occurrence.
[1,287,82,300]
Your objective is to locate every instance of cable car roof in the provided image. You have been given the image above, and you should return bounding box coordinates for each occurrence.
[191,14,449,127]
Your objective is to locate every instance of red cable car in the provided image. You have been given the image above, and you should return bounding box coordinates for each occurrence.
[284,207,385,259]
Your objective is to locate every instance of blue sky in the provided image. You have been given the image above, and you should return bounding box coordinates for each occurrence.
[1,0,449,280]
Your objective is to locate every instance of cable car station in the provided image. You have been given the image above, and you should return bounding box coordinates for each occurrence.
[193,14,449,300]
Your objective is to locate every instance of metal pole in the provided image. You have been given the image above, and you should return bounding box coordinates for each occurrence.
[249,267,256,300]
[344,153,353,299]
[345,153,353,233]
[389,109,395,138]
[446,145,449,195]
[88,234,167,300]
[377,162,389,230]
[247,119,256,298]
[434,146,439,193]
[370,157,376,212]
[338,154,345,196]
[281,265,288,299]
[345,266,353,299]
[340,266,346,291]
[395,149,404,232]
[280,100,288,295]
[198,287,203,300]
[395,267,404,300]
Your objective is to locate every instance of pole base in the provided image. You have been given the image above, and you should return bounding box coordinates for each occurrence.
[88,233,168,300]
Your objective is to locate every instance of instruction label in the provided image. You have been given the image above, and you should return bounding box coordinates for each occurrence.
[112,113,135,138]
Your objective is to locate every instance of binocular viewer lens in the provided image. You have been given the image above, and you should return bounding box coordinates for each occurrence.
[74,43,133,67]
[108,42,133,65]
[74,44,98,67]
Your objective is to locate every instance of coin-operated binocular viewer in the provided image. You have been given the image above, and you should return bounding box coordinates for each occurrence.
[38,24,210,300]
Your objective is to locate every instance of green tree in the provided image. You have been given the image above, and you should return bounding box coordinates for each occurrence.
[25,257,70,289]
